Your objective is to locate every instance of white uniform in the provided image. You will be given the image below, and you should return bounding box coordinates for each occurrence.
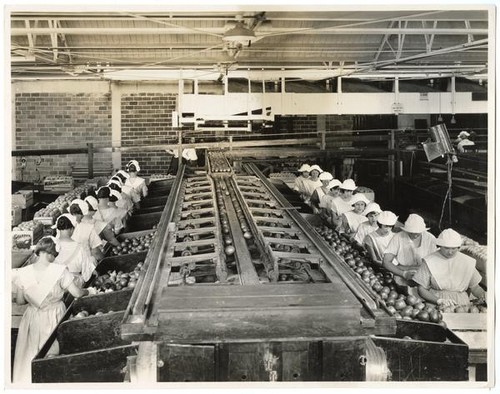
[125,176,148,202]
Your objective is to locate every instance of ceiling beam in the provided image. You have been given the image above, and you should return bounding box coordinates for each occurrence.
[11,26,489,36]
[373,20,396,62]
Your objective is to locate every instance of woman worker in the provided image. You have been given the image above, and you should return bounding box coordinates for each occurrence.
[68,199,104,261]
[338,193,371,234]
[319,179,342,224]
[353,202,382,245]
[13,237,94,383]
[125,160,148,203]
[363,211,398,266]
[302,164,323,204]
[293,164,311,201]
[94,186,125,235]
[83,195,121,248]
[52,214,96,287]
[382,213,437,286]
[412,228,486,308]
[310,171,333,213]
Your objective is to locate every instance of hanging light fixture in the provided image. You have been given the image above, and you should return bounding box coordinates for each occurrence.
[450,115,457,124]
[437,114,443,122]
[222,22,256,46]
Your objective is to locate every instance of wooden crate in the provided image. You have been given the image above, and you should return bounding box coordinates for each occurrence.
[31,288,137,383]
[11,226,44,250]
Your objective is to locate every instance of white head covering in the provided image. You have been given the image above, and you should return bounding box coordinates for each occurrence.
[319,171,333,181]
[362,202,382,216]
[377,211,398,226]
[350,193,370,206]
[309,164,323,174]
[109,177,123,186]
[110,189,122,200]
[458,131,470,139]
[401,214,429,233]
[298,164,311,172]
[107,179,122,188]
[327,179,342,190]
[84,196,99,211]
[69,198,89,216]
[52,213,78,229]
[117,170,130,179]
[436,228,463,248]
[127,160,141,172]
[341,179,357,191]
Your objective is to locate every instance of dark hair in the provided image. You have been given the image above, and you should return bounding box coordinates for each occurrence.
[377,222,394,228]
[69,203,83,216]
[34,237,58,257]
[127,163,137,172]
[97,186,111,199]
[109,192,119,203]
[114,173,126,183]
[86,201,96,212]
[56,215,74,230]
[108,182,122,193]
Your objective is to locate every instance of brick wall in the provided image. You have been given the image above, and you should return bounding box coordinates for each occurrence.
[120,93,178,175]
[15,92,112,181]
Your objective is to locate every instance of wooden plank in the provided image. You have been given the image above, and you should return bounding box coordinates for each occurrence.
[160,282,350,300]
[453,331,487,353]
[58,311,131,354]
[222,192,260,285]
[271,251,321,263]
[169,252,219,266]
[158,343,215,382]
[322,338,367,381]
[156,308,363,343]
[32,344,138,383]
[73,289,133,315]
[442,313,487,330]
[159,293,351,312]
[282,341,321,381]
[218,342,282,381]
[372,336,468,381]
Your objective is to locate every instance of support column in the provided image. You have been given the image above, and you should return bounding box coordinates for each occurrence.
[111,82,122,171]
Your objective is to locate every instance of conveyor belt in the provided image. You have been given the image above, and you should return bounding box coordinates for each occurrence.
[122,158,387,341]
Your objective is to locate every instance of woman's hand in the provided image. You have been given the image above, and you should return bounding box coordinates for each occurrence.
[437,298,457,309]
[402,270,417,280]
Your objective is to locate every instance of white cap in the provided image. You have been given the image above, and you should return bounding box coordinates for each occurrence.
[309,164,323,174]
[107,179,122,188]
[52,213,78,229]
[362,202,382,216]
[110,189,122,200]
[298,164,311,172]
[458,131,470,139]
[377,211,398,226]
[127,160,141,172]
[341,179,357,191]
[69,198,89,216]
[117,170,130,179]
[436,228,463,248]
[350,193,370,206]
[109,177,123,186]
[319,171,333,181]
[84,196,98,211]
[327,179,342,190]
[401,214,429,233]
